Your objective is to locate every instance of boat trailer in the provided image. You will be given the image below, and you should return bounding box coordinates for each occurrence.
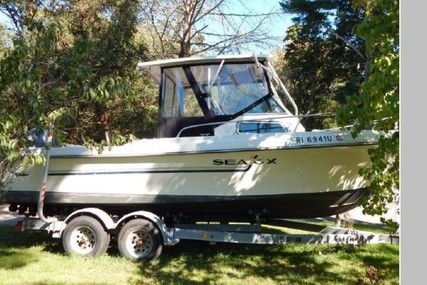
[15,207,399,261]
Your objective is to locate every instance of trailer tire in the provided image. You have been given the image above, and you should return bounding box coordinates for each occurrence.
[118,218,163,261]
[62,216,110,257]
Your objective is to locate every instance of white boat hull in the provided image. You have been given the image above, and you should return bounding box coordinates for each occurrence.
[2,131,376,221]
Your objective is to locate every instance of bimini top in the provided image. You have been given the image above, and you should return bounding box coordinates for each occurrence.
[137,54,271,83]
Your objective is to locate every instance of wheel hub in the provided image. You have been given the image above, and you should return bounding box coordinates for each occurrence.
[127,230,153,258]
[71,226,96,255]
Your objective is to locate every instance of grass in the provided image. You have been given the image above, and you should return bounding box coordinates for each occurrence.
[0,223,399,285]
[261,218,396,235]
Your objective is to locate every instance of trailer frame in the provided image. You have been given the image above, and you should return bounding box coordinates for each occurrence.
[14,206,399,261]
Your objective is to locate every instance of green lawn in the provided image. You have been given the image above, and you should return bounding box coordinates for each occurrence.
[0,225,399,285]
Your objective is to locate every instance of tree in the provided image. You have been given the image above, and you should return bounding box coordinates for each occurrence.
[1,16,61,193]
[1,0,157,194]
[139,0,283,58]
[338,0,399,229]
[279,0,366,130]
[279,0,399,228]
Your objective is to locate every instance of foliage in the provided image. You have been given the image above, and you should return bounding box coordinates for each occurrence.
[0,0,157,192]
[279,0,399,229]
[0,20,60,193]
[337,0,399,229]
[279,0,366,130]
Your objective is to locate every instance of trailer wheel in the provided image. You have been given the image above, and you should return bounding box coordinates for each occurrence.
[62,216,110,257]
[118,219,163,261]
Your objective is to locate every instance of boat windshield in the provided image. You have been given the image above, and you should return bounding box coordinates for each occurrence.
[161,62,285,118]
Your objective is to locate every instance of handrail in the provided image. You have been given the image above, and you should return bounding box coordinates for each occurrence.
[176,121,229,137]
[252,53,299,116]
[267,62,299,116]
[206,60,225,93]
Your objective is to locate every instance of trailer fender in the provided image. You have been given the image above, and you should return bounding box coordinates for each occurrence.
[64,208,116,230]
[117,211,177,245]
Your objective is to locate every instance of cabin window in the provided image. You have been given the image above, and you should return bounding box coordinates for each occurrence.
[246,96,284,114]
[238,122,288,134]
[190,63,273,115]
[183,87,203,116]
[161,62,286,120]
[162,73,181,117]
[162,68,203,118]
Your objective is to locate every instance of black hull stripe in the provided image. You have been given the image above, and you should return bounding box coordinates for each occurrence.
[48,165,252,176]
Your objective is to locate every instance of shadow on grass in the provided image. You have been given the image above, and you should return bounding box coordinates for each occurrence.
[0,225,63,269]
[0,224,399,285]
[0,249,38,269]
[129,240,398,285]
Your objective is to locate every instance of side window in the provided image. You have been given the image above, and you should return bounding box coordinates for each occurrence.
[162,67,202,117]
[162,75,180,117]
[238,122,288,134]
[183,87,203,117]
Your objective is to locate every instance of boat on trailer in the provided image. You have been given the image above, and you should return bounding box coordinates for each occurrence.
[1,54,380,223]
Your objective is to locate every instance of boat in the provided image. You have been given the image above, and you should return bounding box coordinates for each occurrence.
[1,54,380,223]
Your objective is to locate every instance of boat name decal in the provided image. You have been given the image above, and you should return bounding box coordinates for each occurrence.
[294,135,334,144]
[212,156,277,166]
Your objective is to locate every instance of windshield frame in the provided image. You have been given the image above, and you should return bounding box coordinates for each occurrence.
[160,60,287,120]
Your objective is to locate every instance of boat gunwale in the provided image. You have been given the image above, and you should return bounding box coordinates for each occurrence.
[46,141,378,159]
